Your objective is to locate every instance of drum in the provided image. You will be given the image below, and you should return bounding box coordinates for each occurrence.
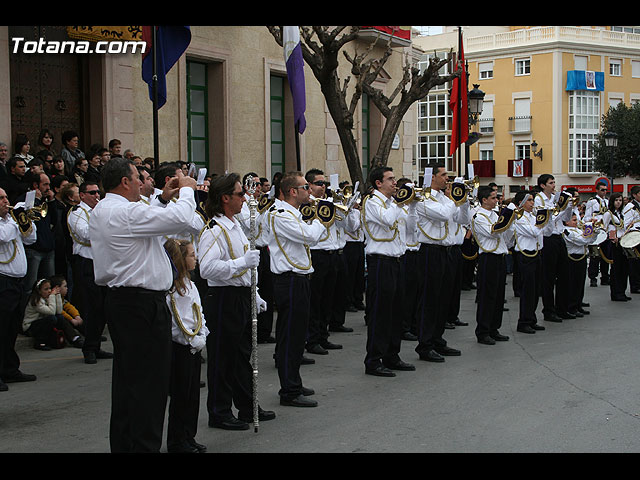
[588,230,608,258]
[619,230,640,259]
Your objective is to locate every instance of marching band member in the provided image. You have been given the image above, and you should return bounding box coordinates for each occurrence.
[0,187,38,391]
[344,206,366,313]
[562,213,597,317]
[137,166,155,205]
[623,186,640,293]
[512,190,545,334]
[91,157,197,452]
[361,166,415,377]
[397,178,420,341]
[414,164,468,363]
[607,192,630,301]
[268,171,326,406]
[585,181,610,287]
[534,174,575,322]
[197,173,275,430]
[471,186,514,345]
[67,181,112,364]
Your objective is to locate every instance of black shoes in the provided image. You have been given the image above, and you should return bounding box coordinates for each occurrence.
[590,279,598,287]
[568,310,583,318]
[557,312,576,320]
[365,365,396,377]
[419,350,445,363]
[491,332,510,341]
[329,325,354,333]
[477,336,496,345]
[452,319,468,326]
[258,335,277,344]
[435,346,461,356]
[301,386,315,396]
[384,360,415,371]
[402,331,418,341]
[544,314,562,323]
[301,356,315,365]
[306,344,328,355]
[577,307,590,315]
[280,395,318,407]
[517,325,536,334]
[531,324,545,331]
[208,416,250,430]
[84,350,113,364]
[611,295,630,302]
[238,408,276,423]
[3,371,36,383]
[319,341,342,350]
[168,441,201,453]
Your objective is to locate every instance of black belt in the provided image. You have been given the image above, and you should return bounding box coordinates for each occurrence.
[208,285,251,292]
[107,286,167,296]
[311,249,343,255]
[275,271,311,279]
[366,253,401,263]
[419,243,456,252]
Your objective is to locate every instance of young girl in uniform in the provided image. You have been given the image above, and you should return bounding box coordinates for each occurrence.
[164,239,209,453]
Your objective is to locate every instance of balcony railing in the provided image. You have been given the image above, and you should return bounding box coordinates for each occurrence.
[508,116,532,134]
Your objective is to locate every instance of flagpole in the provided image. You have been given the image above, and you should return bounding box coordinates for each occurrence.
[294,122,301,171]
[457,26,462,178]
[152,26,160,171]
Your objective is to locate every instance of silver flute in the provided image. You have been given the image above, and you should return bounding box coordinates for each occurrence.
[245,177,260,433]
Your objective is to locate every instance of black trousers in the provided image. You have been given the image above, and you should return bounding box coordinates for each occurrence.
[415,244,452,357]
[274,273,311,400]
[329,249,348,329]
[629,258,640,291]
[541,234,570,316]
[475,253,507,338]
[78,256,107,354]
[515,251,542,327]
[364,254,403,369]
[588,251,610,281]
[567,254,587,312]
[401,250,420,335]
[610,243,630,298]
[0,274,23,380]
[257,246,274,342]
[444,245,464,325]
[204,286,253,422]
[307,250,339,347]
[344,241,365,308]
[105,287,172,453]
[167,343,202,449]
[512,248,521,297]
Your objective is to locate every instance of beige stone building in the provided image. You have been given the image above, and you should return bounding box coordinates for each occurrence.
[2,26,417,184]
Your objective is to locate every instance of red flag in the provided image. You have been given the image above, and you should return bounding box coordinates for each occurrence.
[449,29,469,156]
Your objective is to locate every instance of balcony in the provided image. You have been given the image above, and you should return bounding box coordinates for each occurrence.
[508,116,532,134]
[477,118,494,135]
[472,159,495,177]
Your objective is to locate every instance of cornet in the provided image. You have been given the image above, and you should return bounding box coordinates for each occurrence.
[394,184,431,206]
[9,201,48,221]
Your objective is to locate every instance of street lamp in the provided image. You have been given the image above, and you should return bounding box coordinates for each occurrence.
[531,140,543,161]
[604,131,618,193]
[468,84,485,121]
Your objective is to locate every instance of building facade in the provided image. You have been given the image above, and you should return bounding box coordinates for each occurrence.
[413,26,640,199]
[1,26,416,184]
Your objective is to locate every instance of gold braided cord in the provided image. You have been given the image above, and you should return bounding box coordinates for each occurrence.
[471,212,500,253]
[270,210,312,271]
[360,195,398,243]
[169,293,202,339]
[513,231,539,258]
[0,239,17,264]
[67,206,91,247]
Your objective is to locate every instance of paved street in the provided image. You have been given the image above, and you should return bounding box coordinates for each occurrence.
[2,275,640,453]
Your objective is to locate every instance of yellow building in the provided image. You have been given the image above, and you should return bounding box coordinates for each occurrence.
[414,26,640,198]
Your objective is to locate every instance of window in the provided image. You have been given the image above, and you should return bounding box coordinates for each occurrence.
[612,26,640,34]
[515,142,530,160]
[270,75,285,175]
[418,93,450,132]
[574,55,588,71]
[362,92,370,179]
[568,90,600,173]
[515,58,530,76]
[187,60,209,168]
[479,62,493,80]
[418,52,450,92]
[609,58,621,76]
[632,60,640,78]
[417,134,452,172]
[479,143,493,161]
[478,101,494,134]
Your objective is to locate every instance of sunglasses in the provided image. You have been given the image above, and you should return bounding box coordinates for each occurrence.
[312,181,329,187]
[85,190,100,195]
[293,184,310,191]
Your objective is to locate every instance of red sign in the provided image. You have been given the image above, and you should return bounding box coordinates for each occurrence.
[563,183,625,193]
[359,26,411,40]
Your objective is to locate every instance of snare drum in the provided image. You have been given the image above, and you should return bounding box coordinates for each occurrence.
[588,230,608,258]
[619,230,640,259]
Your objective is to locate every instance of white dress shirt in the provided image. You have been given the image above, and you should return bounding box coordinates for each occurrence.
[90,187,196,291]
[513,210,544,253]
[472,207,513,255]
[584,195,608,222]
[416,189,468,246]
[623,201,640,233]
[268,200,326,274]
[0,213,37,278]
[534,191,573,236]
[563,226,597,257]
[603,210,625,239]
[167,279,210,353]
[67,201,93,259]
[361,189,405,257]
[402,204,420,252]
[148,192,206,257]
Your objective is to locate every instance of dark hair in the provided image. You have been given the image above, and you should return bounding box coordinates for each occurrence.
[609,192,623,213]
[477,185,494,203]
[61,130,78,146]
[368,166,393,190]
[51,175,69,191]
[79,181,98,194]
[14,133,29,154]
[260,177,268,184]
[108,138,121,149]
[38,129,54,147]
[154,162,180,189]
[305,168,324,183]
[397,177,412,188]
[49,275,67,289]
[6,156,25,173]
[280,171,304,199]
[101,157,134,192]
[164,238,193,296]
[28,157,45,170]
[514,189,533,206]
[630,185,640,197]
[205,173,241,218]
[537,174,554,189]
[29,278,51,306]
[596,181,607,190]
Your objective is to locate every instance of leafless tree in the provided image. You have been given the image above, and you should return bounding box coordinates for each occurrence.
[267,26,458,188]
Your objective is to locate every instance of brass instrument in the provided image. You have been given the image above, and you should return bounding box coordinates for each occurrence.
[300,198,349,226]
[446,175,479,206]
[10,201,48,221]
[394,183,431,206]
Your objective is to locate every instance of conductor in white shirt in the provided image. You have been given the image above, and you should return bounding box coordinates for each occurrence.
[90,157,197,453]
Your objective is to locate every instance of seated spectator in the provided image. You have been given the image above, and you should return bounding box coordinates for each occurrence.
[132,155,143,166]
[49,275,83,331]
[37,129,56,157]
[27,157,46,175]
[22,278,84,351]
[14,133,33,164]
[72,157,88,186]
[108,139,122,158]
[60,130,85,174]
[85,152,102,184]
[50,155,70,180]
[98,147,111,166]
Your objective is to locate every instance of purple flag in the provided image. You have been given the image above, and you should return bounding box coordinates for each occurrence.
[283,26,306,134]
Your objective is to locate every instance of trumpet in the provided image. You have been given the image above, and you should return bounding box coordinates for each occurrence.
[9,201,48,221]
[394,183,431,206]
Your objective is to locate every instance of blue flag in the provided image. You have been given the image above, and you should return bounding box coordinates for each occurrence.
[283,26,306,134]
[142,26,191,109]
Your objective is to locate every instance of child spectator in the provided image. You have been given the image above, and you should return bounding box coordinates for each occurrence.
[23,278,84,350]
[49,275,83,330]
[164,238,209,453]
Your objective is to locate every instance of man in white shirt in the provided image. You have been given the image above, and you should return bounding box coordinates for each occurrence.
[197,173,275,430]
[361,166,415,377]
[623,186,640,293]
[471,186,514,345]
[0,187,37,391]
[562,212,597,316]
[585,181,610,287]
[414,164,468,362]
[90,157,197,453]
[534,174,575,322]
[67,181,112,364]
[268,171,326,407]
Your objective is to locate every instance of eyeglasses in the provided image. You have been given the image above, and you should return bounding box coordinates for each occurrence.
[312,181,329,187]
[293,184,310,191]
[85,190,100,195]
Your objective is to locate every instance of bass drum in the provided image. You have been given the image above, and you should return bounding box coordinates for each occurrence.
[588,230,608,258]
[619,230,640,259]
